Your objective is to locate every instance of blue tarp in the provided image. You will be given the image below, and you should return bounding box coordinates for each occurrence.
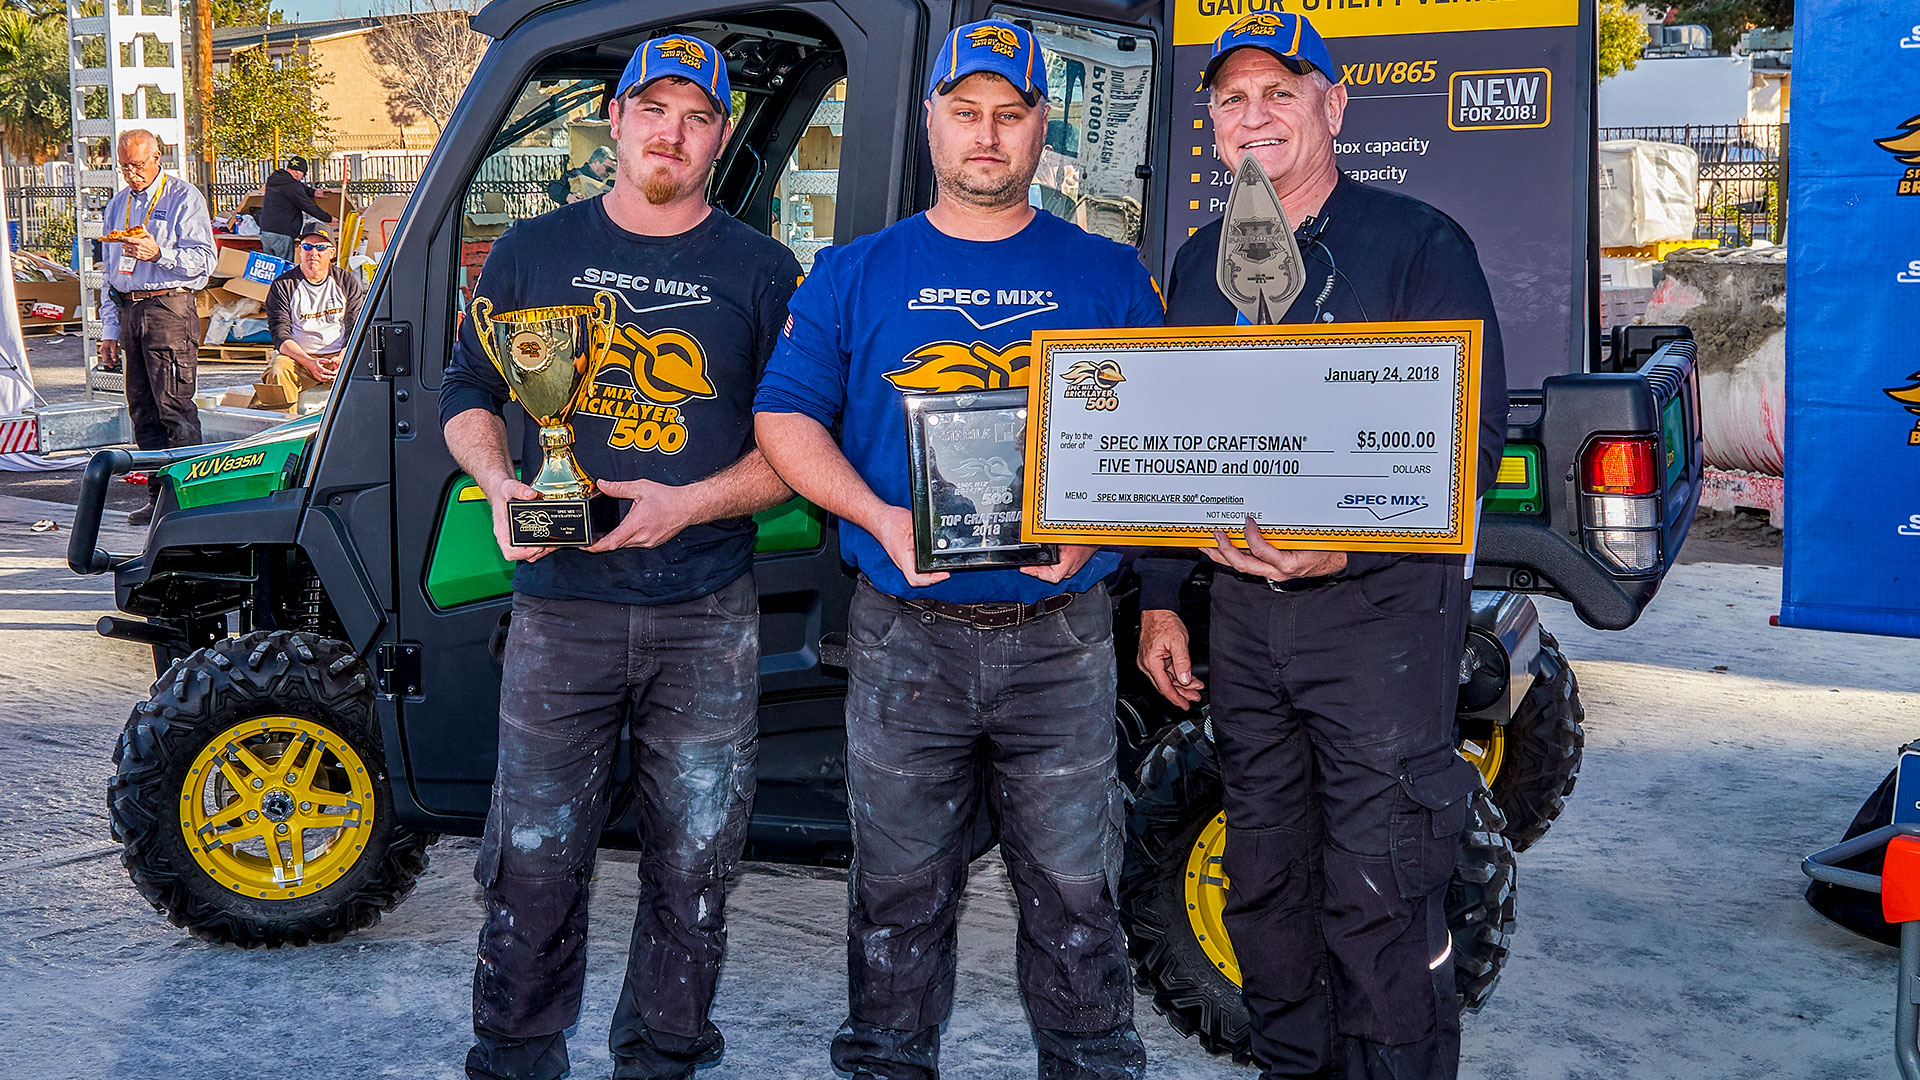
[1779,3,1920,637]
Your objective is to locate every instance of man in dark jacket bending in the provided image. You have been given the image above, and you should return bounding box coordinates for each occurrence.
[257,155,334,260]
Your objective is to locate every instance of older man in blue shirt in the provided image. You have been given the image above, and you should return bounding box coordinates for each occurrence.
[98,129,216,520]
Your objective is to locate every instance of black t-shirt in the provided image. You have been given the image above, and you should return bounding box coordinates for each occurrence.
[441,199,801,605]
[1138,175,1507,610]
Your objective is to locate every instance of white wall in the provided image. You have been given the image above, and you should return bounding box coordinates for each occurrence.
[1599,56,1755,127]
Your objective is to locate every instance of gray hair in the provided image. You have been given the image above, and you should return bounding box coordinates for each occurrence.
[117,128,159,157]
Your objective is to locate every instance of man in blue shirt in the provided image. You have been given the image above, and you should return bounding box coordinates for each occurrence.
[98,128,216,523]
[440,37,798,1080]
[755,20,1160,1080]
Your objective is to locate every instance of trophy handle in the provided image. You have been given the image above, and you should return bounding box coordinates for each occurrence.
[589,290,618,369]
[570,289,620,414]
[470,295,498,371]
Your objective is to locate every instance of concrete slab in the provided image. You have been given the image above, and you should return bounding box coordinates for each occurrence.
[0,522,1911,1079]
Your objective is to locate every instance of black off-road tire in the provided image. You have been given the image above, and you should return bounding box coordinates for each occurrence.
[1119,718,1519,1059]
[108,631,436,947]
[1488,630,1585,852]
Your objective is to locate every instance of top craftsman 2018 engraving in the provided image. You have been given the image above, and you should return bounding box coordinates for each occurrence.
[905,388,1059,573]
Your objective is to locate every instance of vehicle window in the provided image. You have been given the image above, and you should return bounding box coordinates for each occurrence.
[455,77,611,315]
[772,79,846,271]
[1008,16,1155,248]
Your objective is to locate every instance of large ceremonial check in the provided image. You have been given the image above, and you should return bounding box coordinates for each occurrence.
[1022,321,1484,554]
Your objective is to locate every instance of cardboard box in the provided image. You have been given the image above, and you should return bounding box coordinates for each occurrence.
[195,290,215,318]
[204,285,263,314]
[358,194,410,258]
[464,191,514,241]
[15,280,81,327]
[312,188,355,223]
[240,251,292,287]
[233,186,355,229]
[250,381,297,411]
[220,387,256,409]
[219,275,272,304]
[212,246,252,280]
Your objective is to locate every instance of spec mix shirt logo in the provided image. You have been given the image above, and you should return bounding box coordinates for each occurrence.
[885,341,1031,393]
[577,327,717,455]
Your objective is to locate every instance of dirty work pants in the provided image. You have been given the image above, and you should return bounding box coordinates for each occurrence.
[830,579,1144,1080]
[466,576,760,1080]
[115,290,202,451]
[1207,560,1479,1080]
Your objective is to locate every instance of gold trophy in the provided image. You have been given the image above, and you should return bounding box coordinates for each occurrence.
[470,290,618,546]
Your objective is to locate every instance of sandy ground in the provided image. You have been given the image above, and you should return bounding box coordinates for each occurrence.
[0,487,1907,1079]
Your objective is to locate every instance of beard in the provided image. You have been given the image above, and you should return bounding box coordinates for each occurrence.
[618,145,693,206]
[642,170,682,205]
[932,154,1031,210]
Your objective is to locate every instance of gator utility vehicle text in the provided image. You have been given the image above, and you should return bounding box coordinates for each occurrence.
[68,0,1700,1059]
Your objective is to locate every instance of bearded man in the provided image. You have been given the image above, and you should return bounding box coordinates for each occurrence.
[440,34,800,1080]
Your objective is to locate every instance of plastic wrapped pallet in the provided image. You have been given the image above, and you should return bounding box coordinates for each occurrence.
[1598,139,1699,247]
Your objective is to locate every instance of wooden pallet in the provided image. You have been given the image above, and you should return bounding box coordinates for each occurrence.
[21,320,79,337]
[199,343,273,364]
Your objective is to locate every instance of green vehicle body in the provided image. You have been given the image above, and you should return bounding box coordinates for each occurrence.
[160,417,824,611]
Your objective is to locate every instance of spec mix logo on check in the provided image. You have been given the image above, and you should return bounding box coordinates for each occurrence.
[1339,492,1428,520]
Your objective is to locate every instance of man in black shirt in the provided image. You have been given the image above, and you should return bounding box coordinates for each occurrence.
[1134,13,1506,1080]
[257,156,334,261]
[440,35,799,1080]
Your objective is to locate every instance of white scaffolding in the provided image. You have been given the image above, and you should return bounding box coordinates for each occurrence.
[67,0,190,399]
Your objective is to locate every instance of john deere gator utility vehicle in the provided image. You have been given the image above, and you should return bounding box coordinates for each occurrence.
[67,0,1701,1058]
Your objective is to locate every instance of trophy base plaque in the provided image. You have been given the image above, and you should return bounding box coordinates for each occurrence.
[507,498,594,547]
[505,495,620,548]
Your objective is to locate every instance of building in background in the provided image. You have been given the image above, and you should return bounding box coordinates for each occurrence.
[213,19,439,152]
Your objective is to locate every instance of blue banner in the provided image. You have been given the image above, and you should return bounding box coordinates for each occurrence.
[1780,3,1920,637]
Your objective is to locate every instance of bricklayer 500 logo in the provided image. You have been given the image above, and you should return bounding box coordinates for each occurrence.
[1876,116,1920,196]
[1060,357,1126,411]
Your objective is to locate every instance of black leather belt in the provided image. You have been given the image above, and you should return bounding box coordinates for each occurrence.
[894,590,1077,630]
[1223,568,1338,593]
[112,287,189,303]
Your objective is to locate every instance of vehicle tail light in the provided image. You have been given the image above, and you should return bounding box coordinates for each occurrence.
[1580,436,1662,573]
[1581,437,1658,495]
[1588,528,1659,573]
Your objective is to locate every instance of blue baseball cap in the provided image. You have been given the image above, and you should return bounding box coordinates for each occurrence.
[1199,12,1338,90]
[927,19,1048,106]
[615,35,731,116]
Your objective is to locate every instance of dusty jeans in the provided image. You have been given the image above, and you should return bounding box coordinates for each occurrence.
[829,579,1143,1080]
[466,576,759,1080]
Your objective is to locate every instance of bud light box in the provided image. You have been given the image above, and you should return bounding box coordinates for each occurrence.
[242,251,292,285]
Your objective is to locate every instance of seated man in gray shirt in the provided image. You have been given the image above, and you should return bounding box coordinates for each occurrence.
[255,223,365,409]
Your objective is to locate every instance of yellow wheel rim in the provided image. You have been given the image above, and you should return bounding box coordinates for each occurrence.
[178,716,377,900]
[1457,726,1507,786]
[1184,812,1242,986]
[1185,739,1498,985]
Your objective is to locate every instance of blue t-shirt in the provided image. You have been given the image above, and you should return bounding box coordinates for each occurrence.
[754,210,1164,603]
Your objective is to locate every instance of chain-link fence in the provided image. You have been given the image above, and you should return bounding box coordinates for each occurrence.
[1600,124,1786,245]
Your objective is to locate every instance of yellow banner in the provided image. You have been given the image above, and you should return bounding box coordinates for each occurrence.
[1173,0,1579,47]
